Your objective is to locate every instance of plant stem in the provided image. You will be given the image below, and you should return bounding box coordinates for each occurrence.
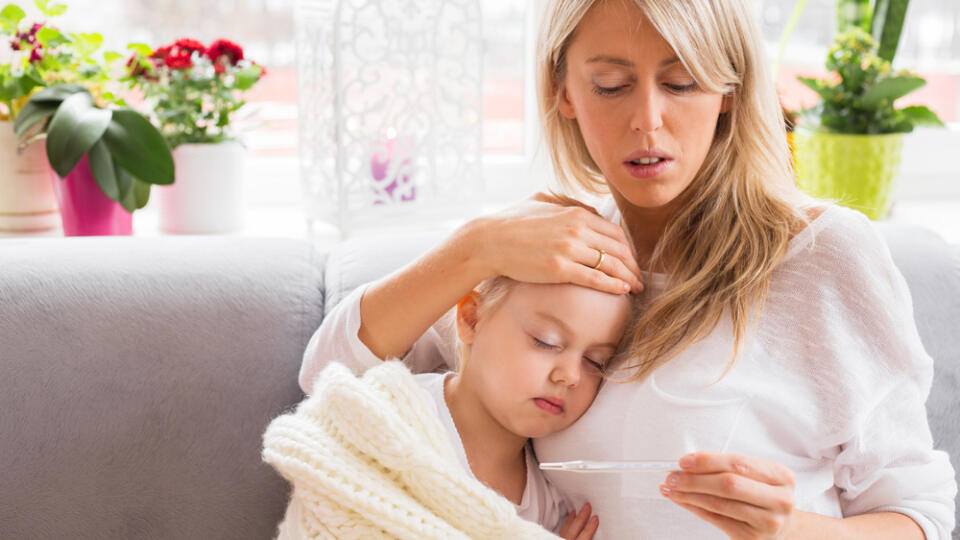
[774,0,811,78]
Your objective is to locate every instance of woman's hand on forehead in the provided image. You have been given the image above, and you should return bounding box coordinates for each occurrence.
[470,192,643,295]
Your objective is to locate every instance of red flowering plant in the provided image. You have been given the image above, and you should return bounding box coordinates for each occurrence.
[123,38,265,148]
[1,0,122,122]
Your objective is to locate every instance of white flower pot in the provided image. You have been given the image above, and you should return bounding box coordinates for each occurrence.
[156,141,246,234]
[0,121,59,232]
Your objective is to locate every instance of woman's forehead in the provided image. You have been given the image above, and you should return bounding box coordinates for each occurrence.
[569,0,678,66]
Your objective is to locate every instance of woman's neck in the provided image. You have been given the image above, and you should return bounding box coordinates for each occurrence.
[444,373,528,502]
[612,191,674,270]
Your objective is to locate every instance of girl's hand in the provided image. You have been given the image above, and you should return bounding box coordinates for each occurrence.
[557,503,599,540]
[659,452,797,540]
[466,192,643,295]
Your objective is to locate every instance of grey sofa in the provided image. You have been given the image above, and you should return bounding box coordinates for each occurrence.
[1,224,957,539]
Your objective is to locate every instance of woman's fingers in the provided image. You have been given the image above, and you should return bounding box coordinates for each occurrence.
[665,470,795,515]
[672,500,753,539]
[679,452,796,487]
[576,230,644,292]
[662,480,788,532]
[662,452,798,538]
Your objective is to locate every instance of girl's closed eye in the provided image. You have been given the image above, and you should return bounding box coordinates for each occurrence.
[583,356,604,373]
[532,336,560,350]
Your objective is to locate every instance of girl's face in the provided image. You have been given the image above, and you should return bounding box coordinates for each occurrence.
[559,0,729,210]
[458,283,632,439]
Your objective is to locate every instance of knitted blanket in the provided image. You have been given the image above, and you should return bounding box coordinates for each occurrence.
[262,361,560,540]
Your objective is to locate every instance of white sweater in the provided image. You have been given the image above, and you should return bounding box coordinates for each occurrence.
[300,202,956,540]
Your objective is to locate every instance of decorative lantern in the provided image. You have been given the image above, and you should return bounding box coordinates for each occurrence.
[295,0,484,237]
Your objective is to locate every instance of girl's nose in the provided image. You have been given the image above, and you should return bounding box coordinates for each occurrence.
[551,354,582,388]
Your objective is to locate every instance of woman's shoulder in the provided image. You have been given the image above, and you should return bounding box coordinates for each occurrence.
[782,203,889,267]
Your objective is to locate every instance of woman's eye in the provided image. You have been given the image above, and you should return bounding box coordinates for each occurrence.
[592,84,626,97]
[665,82,698,93]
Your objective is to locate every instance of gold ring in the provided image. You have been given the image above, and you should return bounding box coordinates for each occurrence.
[591,248,605,270]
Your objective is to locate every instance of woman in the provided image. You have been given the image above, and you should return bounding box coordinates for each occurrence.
[299,0,957,538]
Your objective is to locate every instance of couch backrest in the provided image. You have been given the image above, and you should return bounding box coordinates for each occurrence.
[0,237,325,540]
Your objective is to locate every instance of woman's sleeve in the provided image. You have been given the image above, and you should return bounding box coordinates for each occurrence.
[822,214,957,538]
[298,283,458,394]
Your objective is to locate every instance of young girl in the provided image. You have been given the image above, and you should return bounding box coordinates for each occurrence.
[278,277,633,539]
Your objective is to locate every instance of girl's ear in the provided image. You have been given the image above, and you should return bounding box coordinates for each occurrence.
[456,291,482,345]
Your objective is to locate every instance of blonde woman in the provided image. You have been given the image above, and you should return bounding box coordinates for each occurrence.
[300,0,956,538]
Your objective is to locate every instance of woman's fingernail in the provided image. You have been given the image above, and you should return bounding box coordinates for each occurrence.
[659,484,672,496]
[667,473,679,487]
[679,454,695,468]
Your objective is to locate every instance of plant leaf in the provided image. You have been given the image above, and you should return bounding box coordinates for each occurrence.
[126,42,153,56]
[0,4,25,33]
[45,92,112,178]
[36,26,69,48]
[101,108,174,185]
[87,139,120,201]
[871,0,910,63]
[29,84,88,103]
[72,32,103,57]
[900,105,944,127]
[233,66,263,91]
[861,75,925,107]
[13,99,59,139]
[34,0,67,16]
[133,179,151,209]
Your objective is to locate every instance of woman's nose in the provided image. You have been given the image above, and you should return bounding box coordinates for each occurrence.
[629,84,664,133]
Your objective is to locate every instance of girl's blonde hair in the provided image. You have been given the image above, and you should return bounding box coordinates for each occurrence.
[538,0,809,380]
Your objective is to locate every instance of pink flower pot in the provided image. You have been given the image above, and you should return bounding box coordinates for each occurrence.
[50,154,133,236]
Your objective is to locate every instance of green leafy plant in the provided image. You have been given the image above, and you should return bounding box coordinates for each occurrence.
[14,84,174,212]
[797,0,943,134]
[123,38,265,148]
[0,0,122,121]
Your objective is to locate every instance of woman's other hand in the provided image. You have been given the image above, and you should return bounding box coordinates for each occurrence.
[466,192,643,295]
[659,452,797,539]
[558,502,600,540]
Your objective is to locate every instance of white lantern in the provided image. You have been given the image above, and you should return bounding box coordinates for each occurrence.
[295,0,484,237]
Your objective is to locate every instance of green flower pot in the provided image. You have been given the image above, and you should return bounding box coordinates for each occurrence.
[793,129,904,220]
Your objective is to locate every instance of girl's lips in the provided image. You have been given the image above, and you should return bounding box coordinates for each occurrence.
[534,397,564,415]
[623,158,672,179]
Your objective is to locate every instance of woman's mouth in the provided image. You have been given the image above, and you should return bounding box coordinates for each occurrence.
[534,397,564,415]
[624,157,672,179]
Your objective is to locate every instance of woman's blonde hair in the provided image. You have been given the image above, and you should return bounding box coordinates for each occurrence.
[538,0,809,380]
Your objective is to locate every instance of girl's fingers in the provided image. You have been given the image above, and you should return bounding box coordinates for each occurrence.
[558,504,595,539]
[576,515,599,540]
[679,452,796,487]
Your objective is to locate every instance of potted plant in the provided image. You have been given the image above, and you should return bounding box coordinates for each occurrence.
[792,0,943,219]
[124,38,265,234]
[0,0,119,233]
[14,83,174,235]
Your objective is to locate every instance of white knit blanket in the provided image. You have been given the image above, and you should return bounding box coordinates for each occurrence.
[262,361,560,540]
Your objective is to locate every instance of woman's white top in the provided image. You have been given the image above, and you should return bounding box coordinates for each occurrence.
[413,372,573,531]
[300,202,957,540]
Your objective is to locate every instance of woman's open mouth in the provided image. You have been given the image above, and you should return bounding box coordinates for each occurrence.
[624,157,672,179]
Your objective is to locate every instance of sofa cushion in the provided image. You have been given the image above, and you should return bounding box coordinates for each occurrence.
[0,236,325,539]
